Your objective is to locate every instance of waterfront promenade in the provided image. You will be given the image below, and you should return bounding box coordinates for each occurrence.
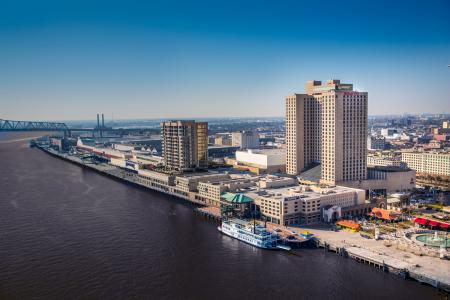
[38,145,450,293]
[285,225,450,291]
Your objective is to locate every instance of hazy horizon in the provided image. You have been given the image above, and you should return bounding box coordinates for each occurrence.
[1,0,449,121]
[2,113,444,124]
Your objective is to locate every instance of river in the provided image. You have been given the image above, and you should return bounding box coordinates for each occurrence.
[0,132,443,299]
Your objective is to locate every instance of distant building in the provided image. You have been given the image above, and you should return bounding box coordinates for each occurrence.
[401,151,450,176]
[368,135,386,150]
[214,136,232,146]
[208,145,239,159]
[400,133,412,141]
[50,137,77,152]
[381,128,398,138]
[431,127,445,135]
[286,79,368,185]
[367,153,406,168]
[112,143,141,152]
[426,140,442,149]
[161,120,208,172]
[231,131,259,149]
[434,134,450,142]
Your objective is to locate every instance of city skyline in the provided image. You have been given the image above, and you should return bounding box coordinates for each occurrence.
[1,2,450,298]
[1,0,450,121]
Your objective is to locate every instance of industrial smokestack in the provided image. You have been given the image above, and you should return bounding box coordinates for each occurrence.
[102,114,105,127]
[97,114,100,128]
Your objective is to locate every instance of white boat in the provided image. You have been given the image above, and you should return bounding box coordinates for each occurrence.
[218,218,290,250]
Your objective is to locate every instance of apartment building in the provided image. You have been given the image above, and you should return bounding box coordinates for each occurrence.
[401,151,450,176]
[286,80,368,185]
[161,120,208,172]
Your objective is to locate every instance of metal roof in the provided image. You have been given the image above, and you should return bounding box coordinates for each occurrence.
[221,192,254,203]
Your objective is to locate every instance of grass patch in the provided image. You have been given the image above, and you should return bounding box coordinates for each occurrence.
[426,204,444,211]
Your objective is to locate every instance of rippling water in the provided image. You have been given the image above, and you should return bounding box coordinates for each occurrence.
[0,132,442,299]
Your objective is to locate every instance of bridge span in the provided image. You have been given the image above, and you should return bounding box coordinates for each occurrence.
[0,118,157,137]
[0,119,70,133]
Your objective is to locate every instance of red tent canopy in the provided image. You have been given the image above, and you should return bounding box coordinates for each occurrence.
[414,218,428,225]
[414,218,450,229]
[428,220,440,227]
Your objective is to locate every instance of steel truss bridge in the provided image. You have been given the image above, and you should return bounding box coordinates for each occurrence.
[0,118,157,136]
[0,119,70,133]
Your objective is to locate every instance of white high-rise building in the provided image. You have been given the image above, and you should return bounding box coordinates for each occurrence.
[286,80,368,185]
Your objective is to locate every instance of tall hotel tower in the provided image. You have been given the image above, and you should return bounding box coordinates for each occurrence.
[286,80,368,185]
[161,120,208,172]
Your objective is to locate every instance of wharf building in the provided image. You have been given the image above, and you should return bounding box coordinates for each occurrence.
[136,170,260,206]
[286,79,368,185]
[135,166,366,225]
[76,138,131,160]
[75,134,371,225]
[231,131,260,149]
[75,138,164,172]
[161,120,208,173]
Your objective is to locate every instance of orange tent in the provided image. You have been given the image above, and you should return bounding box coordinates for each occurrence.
[336,220,361,231]
[370,207,400,221]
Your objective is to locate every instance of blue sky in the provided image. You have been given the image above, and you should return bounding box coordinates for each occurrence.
[1,0,449,121]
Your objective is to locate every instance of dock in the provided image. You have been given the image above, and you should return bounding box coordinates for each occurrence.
[195,206,222,222]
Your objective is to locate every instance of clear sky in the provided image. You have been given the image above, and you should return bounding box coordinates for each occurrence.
[1,0,449,121]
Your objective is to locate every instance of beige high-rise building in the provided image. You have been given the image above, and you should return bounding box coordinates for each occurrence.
[161,120,208,172]
[443,121,449,129]
[286,80,368,185]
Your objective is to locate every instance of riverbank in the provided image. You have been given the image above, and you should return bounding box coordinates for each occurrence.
[37,145,450,293]
[37,146,206,205]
